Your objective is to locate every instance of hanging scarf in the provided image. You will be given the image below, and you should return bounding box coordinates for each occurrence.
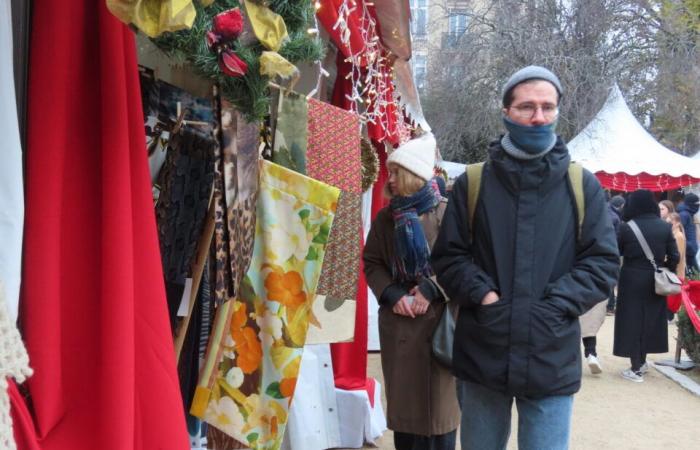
[390,180,441,283]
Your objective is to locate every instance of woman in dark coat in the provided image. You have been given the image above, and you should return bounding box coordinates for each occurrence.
[363,132,460,450]
[614,190,679,382]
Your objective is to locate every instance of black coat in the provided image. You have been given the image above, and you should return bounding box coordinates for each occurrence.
[613,215,679,357]
[431,139,620,397]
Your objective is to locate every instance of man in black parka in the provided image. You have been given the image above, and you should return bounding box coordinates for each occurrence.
[431,66,619,450]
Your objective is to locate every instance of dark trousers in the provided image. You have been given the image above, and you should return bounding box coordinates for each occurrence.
[582,336,597,357]
[631,351,647,373]
[394,430,457,450]
[687,248,699,274]
[606,286,616,311]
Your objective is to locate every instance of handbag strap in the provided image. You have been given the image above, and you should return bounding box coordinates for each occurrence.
[627,220,659,271]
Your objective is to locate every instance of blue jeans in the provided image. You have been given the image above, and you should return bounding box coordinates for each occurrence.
[458,379,573,450]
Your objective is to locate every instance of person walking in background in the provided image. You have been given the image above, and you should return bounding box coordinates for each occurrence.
[677,193,699,274]
[614,190,679,382]
[363,132,460,450]
[431,66,619,450]
[667,212,686,278]
[665,212,687,321]
[659,199,675,221]
[606,195,625,315]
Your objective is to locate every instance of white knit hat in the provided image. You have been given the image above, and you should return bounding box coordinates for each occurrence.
[387,132,436,181]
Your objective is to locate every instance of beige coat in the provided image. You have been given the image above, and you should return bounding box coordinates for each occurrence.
[363,202,460,436]
[579,300,607,338]
[673,227,686,278]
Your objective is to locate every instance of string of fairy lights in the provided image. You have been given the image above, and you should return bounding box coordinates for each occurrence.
[326,0,399,137]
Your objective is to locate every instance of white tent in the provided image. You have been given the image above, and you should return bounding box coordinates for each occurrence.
[568,84,700,179]
[439,160,467,179]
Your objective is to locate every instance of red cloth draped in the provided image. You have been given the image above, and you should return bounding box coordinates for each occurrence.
[9,380,40,450]
[323,2,399,144]
[317,0,369,60]
[681,284,700,332]
[371,142,389,217]
[21,1,189,449]
[595,172,700,192]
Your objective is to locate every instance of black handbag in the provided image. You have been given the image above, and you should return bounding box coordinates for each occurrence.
[432,303,457,368]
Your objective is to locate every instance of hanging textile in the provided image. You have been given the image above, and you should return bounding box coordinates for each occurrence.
[306,98,361,194]
[155,127,216,329]
[204,99,262,450]
[0,281,32,450]
[192,160,339,450]
[21,1,189,448]
[272,94,308,173]
[307,98,362,315]
[0,0,24,322]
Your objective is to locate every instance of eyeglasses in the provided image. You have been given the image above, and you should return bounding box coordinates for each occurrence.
[510,104,559,120]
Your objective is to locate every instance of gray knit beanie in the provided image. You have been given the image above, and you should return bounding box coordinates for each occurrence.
[502,66,563,106]
[610,195,625,210]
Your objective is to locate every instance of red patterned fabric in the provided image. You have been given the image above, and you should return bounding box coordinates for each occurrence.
[331,246,369,390]
[596,172,700,192]
[21,1,189,448]
[307,98,362,194]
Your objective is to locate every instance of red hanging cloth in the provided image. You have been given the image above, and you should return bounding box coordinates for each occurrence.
[20,1,189,449]
[317,0,369,60]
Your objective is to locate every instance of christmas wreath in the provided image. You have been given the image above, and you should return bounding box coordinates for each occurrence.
[153,0,324,121]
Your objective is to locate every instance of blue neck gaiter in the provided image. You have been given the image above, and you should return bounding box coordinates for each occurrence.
[502,116,557,155]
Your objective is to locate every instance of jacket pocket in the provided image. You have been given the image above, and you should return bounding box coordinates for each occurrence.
[456,298,511,386]
[528,300,580,391]
[474,297,511,328]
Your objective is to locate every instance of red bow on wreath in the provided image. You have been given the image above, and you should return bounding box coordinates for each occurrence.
[206,8,248,78]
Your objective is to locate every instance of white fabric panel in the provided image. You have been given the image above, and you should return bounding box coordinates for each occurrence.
[0,0,25,322]
[335,383,386,448]
[568,85,700,177]
[282,344,341,450]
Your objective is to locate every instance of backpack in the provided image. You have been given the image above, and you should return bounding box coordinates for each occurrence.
[465,161,585,240]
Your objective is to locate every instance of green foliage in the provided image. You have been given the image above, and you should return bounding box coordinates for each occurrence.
[152,0,324,121]
[678,306,700,363]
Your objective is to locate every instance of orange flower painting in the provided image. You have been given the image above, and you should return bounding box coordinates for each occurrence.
[264,270,306,308]
[235,327,263,374]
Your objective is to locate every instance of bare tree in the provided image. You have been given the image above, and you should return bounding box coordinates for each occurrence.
[424,0,661,163]
[649,0,700,155]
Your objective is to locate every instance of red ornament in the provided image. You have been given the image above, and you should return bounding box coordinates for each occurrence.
[213,8,244,41]
[205,30,220,49]
[219,50,248,77]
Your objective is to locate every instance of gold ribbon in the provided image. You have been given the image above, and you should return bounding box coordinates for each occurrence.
[243,0,288,51]
[259,51,298,79]
[106,0,197,37]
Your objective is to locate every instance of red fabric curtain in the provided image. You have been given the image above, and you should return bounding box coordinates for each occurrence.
[20,1,189,449]
[596,172,700,192]
[9,380,40,450]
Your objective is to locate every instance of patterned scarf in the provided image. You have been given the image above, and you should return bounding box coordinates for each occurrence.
[390,179,441,283]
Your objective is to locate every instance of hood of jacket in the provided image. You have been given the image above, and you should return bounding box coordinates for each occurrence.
[678,202,699,216]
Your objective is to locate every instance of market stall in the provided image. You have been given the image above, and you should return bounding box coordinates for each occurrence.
[3,1,434,450]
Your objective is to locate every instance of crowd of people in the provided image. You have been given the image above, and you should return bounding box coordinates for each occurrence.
[363,65,692,450]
